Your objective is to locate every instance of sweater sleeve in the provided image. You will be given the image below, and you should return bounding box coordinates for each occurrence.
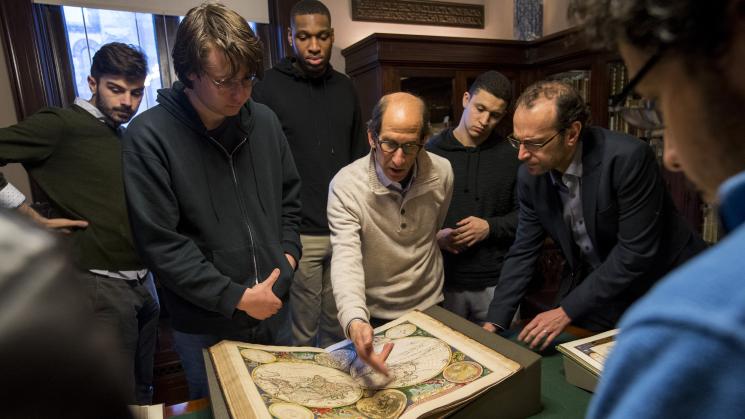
[0,108,65,166]
[328,176,370,337]
[437,160,455,229]
[121,124,247,319]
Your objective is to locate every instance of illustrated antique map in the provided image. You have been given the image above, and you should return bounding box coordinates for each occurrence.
[209,310,521,419]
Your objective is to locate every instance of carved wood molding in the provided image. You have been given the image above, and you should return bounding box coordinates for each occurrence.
[351,0,484,29]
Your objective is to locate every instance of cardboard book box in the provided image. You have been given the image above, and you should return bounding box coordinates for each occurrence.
[204,305,542,418]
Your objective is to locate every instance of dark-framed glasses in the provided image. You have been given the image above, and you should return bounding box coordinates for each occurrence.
[375,137,423,155]
[208,74,256,91]
[507,129,563,152]
[610,49,665,131]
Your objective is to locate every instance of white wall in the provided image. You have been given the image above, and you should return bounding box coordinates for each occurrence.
[543,0,573,36]
[324,0,515,73]
[0,38,32,200]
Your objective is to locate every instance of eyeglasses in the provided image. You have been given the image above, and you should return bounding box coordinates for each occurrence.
[374,136,423,155]
[207,74,256,91]
[507,130,563,152]
[610,49,665,131]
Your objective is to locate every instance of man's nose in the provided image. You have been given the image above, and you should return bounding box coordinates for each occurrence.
[392,148,407,166]
[662,134,682,172]
[308,37,320,52]
[518,144,531,161]
[120,92,132,108]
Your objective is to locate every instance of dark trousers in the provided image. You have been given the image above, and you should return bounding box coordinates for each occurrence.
[173,323,272,400]
[79,271,160,404]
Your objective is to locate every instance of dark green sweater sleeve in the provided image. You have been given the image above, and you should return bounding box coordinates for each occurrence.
[0,108,65,166]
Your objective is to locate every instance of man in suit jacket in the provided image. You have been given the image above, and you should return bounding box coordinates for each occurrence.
[483,80,704,350]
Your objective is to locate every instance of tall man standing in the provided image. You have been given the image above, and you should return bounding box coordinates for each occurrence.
[483,81,704,349]
[253,0,366,347]
[122,3,302,399]
[329,92,453,374]
[570,1,745,417]
[427,70,519,325]
[0,43,158,404]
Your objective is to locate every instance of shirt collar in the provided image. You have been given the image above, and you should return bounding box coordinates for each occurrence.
[74,97,124,134]
[550,141,583,187]
[74,97,106,121]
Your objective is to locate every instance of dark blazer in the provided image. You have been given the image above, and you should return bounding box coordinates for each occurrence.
[486,126,704,331]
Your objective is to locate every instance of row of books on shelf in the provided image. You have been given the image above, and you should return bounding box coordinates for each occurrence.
[547,70,591,104]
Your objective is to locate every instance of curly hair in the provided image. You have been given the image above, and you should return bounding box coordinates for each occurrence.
[569,0,740,69]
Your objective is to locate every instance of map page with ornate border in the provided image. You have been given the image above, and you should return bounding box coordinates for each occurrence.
[209,310,520,419]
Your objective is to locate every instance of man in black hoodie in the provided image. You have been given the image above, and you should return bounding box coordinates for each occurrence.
[426,71,520,325]
[122,3,302,399]
[253,0,366,347]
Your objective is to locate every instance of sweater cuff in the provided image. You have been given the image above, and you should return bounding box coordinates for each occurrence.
[218,281,248,319]
[0,183,26,209]
[340,307,370,339]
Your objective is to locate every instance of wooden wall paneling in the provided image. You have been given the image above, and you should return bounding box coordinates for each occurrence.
[154,15,180,87]
[0,0,48,119]
[34,4,76,107]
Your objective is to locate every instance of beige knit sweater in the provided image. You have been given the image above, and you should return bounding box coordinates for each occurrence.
[328,150,454,335]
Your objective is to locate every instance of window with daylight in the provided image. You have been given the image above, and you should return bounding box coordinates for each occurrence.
[62,6,162,117]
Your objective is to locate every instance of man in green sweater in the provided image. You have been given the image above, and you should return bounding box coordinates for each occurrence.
[0,42,159,404]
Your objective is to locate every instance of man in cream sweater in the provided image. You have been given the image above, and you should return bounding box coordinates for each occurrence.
[328,92,454,374]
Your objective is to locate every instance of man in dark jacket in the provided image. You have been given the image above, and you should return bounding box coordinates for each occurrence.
[122,3,302,399]
[483,81,704,350]
[252,0,366,347]
[426,71,520,325]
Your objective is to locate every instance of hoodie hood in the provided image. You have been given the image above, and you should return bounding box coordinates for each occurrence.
[274,57,334,81]
[428,127,503,152]
[156,81,253,137]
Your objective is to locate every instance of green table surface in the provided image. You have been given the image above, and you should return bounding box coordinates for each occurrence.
[526,331,593,419]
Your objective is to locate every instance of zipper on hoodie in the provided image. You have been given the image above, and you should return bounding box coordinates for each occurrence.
[208,135,261,285]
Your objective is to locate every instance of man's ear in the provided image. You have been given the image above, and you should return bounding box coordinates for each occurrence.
[565,121,582,146]
[367,130,376,149]
[87,75,98,96]
[287,26,293,49]
[462,91,471,109]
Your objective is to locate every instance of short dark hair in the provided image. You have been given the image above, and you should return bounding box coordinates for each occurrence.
[90,42,147,82]
[173,2,263,89]
[569,0,735,72]
[290,0,331,26]
[367,93,431,143]
[468,70,513,106]
[516,80,590,129]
